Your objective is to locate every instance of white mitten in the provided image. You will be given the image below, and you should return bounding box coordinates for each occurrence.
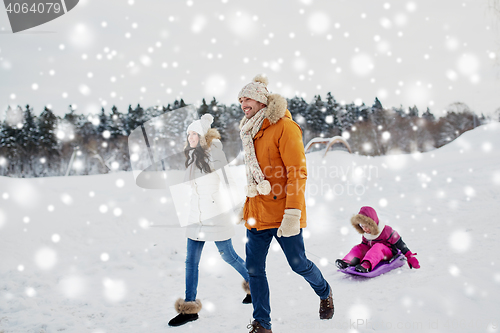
[277,209,301,237]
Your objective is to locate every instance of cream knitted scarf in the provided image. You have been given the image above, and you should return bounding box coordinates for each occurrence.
[240,108,271,197]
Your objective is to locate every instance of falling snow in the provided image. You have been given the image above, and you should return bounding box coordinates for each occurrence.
[0,123,497,331]
[0,0,498,117]
[0,0,499,330]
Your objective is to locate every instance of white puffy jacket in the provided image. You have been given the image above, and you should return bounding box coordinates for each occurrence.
[185,140,236,242]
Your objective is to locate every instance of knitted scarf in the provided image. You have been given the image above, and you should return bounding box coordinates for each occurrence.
[240,108,271,197]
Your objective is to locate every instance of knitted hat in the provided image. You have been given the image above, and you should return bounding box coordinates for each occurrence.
[351,206,381,235]
[187,114,214,147]
[238,74,270,105]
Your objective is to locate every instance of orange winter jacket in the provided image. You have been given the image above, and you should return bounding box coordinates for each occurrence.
[243,108,308,230]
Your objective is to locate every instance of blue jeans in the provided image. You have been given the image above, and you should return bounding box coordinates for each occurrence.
[246,228,330,330]
[185,238,249,302]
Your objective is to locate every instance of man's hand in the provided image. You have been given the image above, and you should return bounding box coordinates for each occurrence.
[277,209,301,237]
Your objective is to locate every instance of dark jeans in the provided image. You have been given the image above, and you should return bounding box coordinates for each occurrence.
[246,228,330,330]
[185,238,249,302]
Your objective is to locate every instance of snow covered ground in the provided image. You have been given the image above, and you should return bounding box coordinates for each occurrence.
[1,123,499,333]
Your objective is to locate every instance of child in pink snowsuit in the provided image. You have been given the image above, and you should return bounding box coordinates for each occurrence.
[336,206,420,273]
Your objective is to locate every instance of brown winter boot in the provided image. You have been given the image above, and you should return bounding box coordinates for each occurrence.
[168,298,202,327]
[319,286,334,320]
[247,320,272,333]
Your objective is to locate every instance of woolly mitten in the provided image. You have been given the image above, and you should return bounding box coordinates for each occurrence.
[405,251,420,269]
[277,209,301,237]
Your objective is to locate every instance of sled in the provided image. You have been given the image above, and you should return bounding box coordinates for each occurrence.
[338,251,406,278]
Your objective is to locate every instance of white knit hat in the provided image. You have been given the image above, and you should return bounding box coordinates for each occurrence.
[187,113,214,147]
[238,74,269,105]
[187,113,214,136]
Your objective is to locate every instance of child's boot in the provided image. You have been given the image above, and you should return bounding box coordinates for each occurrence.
[335,259,349,269]
[336,257,360,269]
[355,260,372,273]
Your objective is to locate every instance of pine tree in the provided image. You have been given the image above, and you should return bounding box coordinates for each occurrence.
[287,96,308,132]
[38,106,60,176]
[126,104,145,134]
[18,105,39,176]
[407,106,419,117]
[97,107,109,134]
[1,106,24,175]
[325,92,341,136]
[303,95,327,143]
[109,105,126,137]
[373,97,383,110]
[64,104,81,126]
[198,98,209,118]
[422,108,435,122]
[208,97,224,130]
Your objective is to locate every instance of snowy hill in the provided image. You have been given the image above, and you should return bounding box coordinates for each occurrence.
[1,123,499,333]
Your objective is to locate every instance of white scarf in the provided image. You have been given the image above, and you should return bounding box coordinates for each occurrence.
[239,108,271,197]
[364,220,386,240]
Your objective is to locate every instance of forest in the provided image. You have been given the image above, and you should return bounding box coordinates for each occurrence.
[0,94,493,178]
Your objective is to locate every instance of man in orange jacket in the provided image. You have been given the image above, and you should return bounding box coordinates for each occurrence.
[238,75,334,333]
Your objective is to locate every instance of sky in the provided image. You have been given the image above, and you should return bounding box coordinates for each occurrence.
[0,0,500,118]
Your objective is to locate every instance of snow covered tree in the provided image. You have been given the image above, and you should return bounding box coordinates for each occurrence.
[407,105,419,118]
[172,99,187,110]
[208,97,224,130]
[1,106,25,176]
[302,95,327,144]
[494,108,500,122]
[435,104,477,148]
[37,106,60,176]
[325,92,341,136]
[422,108,435,122]
[97,107,110,134]
[109,105,127,137]
[197,98,209,118]
[126,104,146,134]
[287,96,307,124]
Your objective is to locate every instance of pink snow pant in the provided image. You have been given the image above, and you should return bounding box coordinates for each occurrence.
[343,243,393,269]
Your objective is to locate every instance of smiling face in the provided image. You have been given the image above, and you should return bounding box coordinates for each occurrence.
[187,131,200,148]
[239,97,266,119]
[360,224,372,234]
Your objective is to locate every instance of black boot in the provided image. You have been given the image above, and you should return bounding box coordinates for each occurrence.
[335,259,349,269]
[168,299,202,327]
[354,264,369,273]
[168,313,198,327]
[242,293,252,304]
[355,261,371,273]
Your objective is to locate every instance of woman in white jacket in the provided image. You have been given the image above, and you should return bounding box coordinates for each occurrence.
[168,114,250,327]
